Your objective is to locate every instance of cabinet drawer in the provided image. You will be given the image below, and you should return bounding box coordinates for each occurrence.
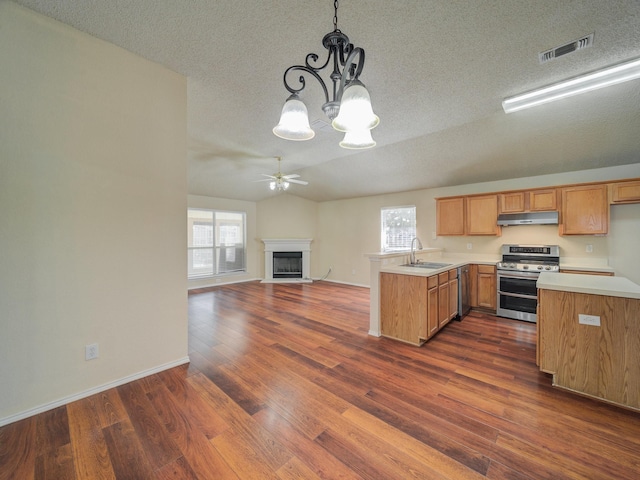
[427,276,438,289]
[477,264,496,274]
[439,272,449,284]
[448,269,457,281]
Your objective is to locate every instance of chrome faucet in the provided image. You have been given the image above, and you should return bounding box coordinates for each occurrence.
[410,237,423,264]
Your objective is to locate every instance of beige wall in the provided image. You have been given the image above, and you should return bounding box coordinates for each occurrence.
[256,194,319,277]
[317,164,640,286]
[187,195,260,288]
[0,4,188,424]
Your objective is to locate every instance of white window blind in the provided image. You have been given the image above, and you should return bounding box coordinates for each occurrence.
[187,209,246,278]
[381,206,416,252]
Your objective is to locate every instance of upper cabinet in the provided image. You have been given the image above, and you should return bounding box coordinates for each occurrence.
[436,178,638,237]
[610,180,640,204]
[436,196,465,236]
[560,184,609,235]
[436,195,500,236]
[499,189,558,213]
[466,195,501,235]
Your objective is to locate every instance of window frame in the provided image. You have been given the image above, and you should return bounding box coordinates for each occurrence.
[187,208,247,279]
[380,205,417,252]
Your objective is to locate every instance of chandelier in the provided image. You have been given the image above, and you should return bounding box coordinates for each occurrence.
[270,179,289,191]
[273,0,379,149]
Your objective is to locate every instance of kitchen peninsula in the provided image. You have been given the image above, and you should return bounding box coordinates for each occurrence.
[367,250,499,345]
[537,272,640,412]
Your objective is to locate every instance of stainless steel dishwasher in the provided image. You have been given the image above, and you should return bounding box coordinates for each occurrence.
[458,265,471,319]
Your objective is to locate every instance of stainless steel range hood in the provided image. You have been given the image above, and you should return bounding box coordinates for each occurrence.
[497,211,559,226]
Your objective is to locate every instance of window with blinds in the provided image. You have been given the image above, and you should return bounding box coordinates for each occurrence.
[187,209,246,278]
[381,206,416,252]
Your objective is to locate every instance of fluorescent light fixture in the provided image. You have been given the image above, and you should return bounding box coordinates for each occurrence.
[502,57,640,113]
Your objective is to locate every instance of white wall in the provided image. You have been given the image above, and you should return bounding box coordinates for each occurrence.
[0,3,188,425]
[187,194,259,288]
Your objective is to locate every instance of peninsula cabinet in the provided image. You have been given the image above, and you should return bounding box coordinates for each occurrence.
[538,287,640,411]
[380,269,459,346]
[560,184,608,235]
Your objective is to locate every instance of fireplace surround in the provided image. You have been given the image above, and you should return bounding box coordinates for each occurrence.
[262,239,312,283]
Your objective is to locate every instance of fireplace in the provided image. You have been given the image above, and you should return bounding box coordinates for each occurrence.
[262,239,312,283]
[273,252,303,279]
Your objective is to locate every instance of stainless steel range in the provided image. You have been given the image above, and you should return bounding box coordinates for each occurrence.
[496,244,560,323]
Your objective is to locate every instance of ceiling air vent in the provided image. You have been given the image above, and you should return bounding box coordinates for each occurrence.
[539,33,594,64]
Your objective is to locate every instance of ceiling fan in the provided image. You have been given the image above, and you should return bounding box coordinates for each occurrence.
[257,157,308,191]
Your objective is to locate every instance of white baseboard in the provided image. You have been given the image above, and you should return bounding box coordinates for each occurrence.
[319,278,370,289]
[188,277,261,290]
[0,356,190,428]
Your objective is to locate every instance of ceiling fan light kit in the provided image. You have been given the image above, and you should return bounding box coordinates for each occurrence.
[258,157,308,192]
[502,56,640,113]
[273,0,378,149]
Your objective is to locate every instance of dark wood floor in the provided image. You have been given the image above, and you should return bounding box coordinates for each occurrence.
[2,281,640,479]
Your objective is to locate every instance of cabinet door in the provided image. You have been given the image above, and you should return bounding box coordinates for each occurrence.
[499,192,525,213]
[380,273,427,345]
[529,189,557,211]
[436,197,465,236]
[477,265,496,310]
[449,277,459,320]
[427,285,439,337]
[466,195,501,235]
[610,180,640,204]
[560,185,608,235]
[438,281,450,328]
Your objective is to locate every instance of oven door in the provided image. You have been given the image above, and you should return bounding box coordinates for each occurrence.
[497,270,539,323]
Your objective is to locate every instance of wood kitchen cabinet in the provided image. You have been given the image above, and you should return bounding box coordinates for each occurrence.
[380,269,459,345]
[469,264,496,312]
[380,272,427,345]
[499,189,558,213]
[465,195,501,236]
[436,196,465,236]
[560,184,609,235]
[610,180,640,204]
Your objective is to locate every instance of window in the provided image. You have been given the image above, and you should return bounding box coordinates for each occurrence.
[381,206,416,252]
[188,209,246,278]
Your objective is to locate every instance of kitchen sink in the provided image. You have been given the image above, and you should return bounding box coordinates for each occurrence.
[401,262,452,269]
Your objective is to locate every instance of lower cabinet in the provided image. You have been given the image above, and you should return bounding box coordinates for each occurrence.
[380,269,459,346]
[470,264,497,312]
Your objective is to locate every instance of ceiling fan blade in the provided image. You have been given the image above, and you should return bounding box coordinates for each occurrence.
[260,174,277,179]
[282,174,300,179]
[288,179,308,185]
[254,178,275,183]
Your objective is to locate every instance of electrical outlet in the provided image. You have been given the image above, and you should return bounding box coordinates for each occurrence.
[578,314,600,326]
[85,343,99,360]
[586,244,593,253]
[467,243,473,250]
[351,269,356,275]
[431,231,437,240]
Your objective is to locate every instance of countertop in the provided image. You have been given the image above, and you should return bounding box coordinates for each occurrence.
[380,254,499,277]
[537,271,640,300]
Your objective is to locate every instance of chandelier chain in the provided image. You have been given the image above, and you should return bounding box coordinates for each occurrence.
[333,0,339,31]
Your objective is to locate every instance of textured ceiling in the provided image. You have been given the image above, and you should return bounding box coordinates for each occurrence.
[11,0,640,202]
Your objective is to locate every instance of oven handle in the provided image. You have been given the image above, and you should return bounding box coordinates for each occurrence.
[497,272,541,280]
[498,290,537,300]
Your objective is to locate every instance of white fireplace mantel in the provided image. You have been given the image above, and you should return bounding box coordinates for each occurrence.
[262,239,312,283]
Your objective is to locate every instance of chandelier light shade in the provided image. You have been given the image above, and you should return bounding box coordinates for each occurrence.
[502,56,640,113]
[273,0,379,149]
[332,80,380,132]
[269,179,290,191]
[339,128,376,149]
[273,94,315,140]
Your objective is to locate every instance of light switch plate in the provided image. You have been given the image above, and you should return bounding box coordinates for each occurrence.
[578,314,601,326]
